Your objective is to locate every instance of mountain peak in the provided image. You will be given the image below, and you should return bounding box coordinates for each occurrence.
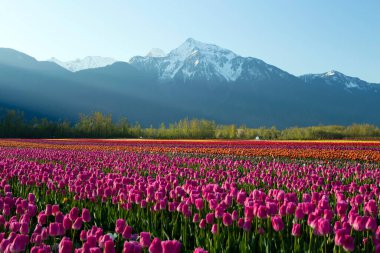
[48,56,117,72]
[323,70,345,77]
[185,37,197,43]
[146,48,166,57]
[169,38,236,58]
[130,38,290,83]
[183,38,204,47]
[301,70,377,90]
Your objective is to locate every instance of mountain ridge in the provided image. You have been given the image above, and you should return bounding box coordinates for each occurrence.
[0,40,379,128]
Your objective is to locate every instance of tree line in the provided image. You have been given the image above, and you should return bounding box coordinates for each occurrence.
[1,109,380,140]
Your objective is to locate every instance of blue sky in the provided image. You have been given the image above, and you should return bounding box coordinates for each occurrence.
[0,1,379,82]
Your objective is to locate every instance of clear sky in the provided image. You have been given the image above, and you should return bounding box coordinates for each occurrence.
[1,1,379,82]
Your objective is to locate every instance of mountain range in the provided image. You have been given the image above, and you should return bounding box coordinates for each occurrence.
[0,38,379,128]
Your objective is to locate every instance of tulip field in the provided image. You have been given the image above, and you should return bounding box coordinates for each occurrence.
[1,139,380,252]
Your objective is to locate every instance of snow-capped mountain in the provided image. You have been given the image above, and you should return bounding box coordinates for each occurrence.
[146,48,166,57]
[48,56,117,72]
[130,38,292,83]
[300,70,379,91]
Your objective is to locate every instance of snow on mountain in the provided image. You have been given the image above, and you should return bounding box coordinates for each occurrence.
[48,56,117,72]
[146,48,166,57]
[130,38,292,83]
[300,70,378,90]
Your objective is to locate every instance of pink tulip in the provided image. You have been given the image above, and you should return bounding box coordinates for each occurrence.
[52,204,60,216]
[115,219,126,234]
[211,224,218,234]
[49,222,63,237]
[104,241,115,253]
[292,223,301,237]
[82,208,91,223]
[237,191,246,205]
[195,199,204,210]
[205,213,214,224]
[72,217,83,230]
[295,205,304,220]
[59,237,73,253]
[87,236,97,247]
[123,241,142,253]
[140,232,151,248]
[63,215,73,230]
[193,248,208,253]
[193,213,200,223]
[38,212,47,225]
[366,217,377,232]
[257,206,267,219]
[56,212,64,223]
[45,204,52,216]
[222,213,233,226]
[122,225,132,240]
[161,240,181,253]
[353,216,367,231]
[279,204,287,216]
[243,221,251,231]
[9,234,28,253]
[342,235,355,252]
[0,238,10,252]
[80,230,88,241]
[20,222,29,234]
[69,207,79,221]
[199,219,206,229]
[286,202,296,215]
[271,215,284,232]
[28,193,36,203]
[98,234,112,248]
[215,206,224,219]
[364,199,377,215]
[231,210,238,221]
[90,248,102,253]
[316,218,330,236]
[237,218,244,229]
[148,238,162,253]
